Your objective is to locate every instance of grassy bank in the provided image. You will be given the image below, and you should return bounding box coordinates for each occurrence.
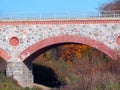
[0,72,42,90]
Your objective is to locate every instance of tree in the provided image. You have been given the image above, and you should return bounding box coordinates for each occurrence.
[99,0,120,14]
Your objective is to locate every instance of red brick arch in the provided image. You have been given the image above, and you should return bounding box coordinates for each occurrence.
[0,48,10,61]
[18,35,118,61]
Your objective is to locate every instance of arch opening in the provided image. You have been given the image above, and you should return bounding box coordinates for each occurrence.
[20,35,119,89]
[0,57,7,75]
[23,42,116,89]
[0,57,9,88]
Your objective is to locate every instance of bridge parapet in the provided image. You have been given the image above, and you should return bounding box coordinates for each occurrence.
[1,10,120,20]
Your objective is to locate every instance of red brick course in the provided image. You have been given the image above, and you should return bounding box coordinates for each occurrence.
[0,48,10,61]
[0,20,120,25]
[18,35,117,61]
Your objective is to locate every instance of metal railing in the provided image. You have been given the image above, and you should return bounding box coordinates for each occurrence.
[0,10,120,20]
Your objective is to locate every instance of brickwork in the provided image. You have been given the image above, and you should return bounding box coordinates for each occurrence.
[0,19,120,86]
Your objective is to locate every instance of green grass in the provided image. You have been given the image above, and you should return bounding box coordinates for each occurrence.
[95,82,120,90]
[0,72,41,90]
[0,72,21,90]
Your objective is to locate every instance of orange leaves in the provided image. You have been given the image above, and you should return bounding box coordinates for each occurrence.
[59,44,89,63]
[36,44,92,64]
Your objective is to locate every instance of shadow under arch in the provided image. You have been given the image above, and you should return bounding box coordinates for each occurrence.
[0,57,7,74]
[18,35,117,61]
[23,43,70,87]
[0,48,10,61]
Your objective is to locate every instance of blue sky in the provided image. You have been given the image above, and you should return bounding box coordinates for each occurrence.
[0,0,109,13]
[0,0,110,18]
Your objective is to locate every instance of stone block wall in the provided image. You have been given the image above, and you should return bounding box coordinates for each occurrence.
[0,20,120,86]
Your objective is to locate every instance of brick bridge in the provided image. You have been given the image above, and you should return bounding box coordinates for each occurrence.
[0,18,120,87]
